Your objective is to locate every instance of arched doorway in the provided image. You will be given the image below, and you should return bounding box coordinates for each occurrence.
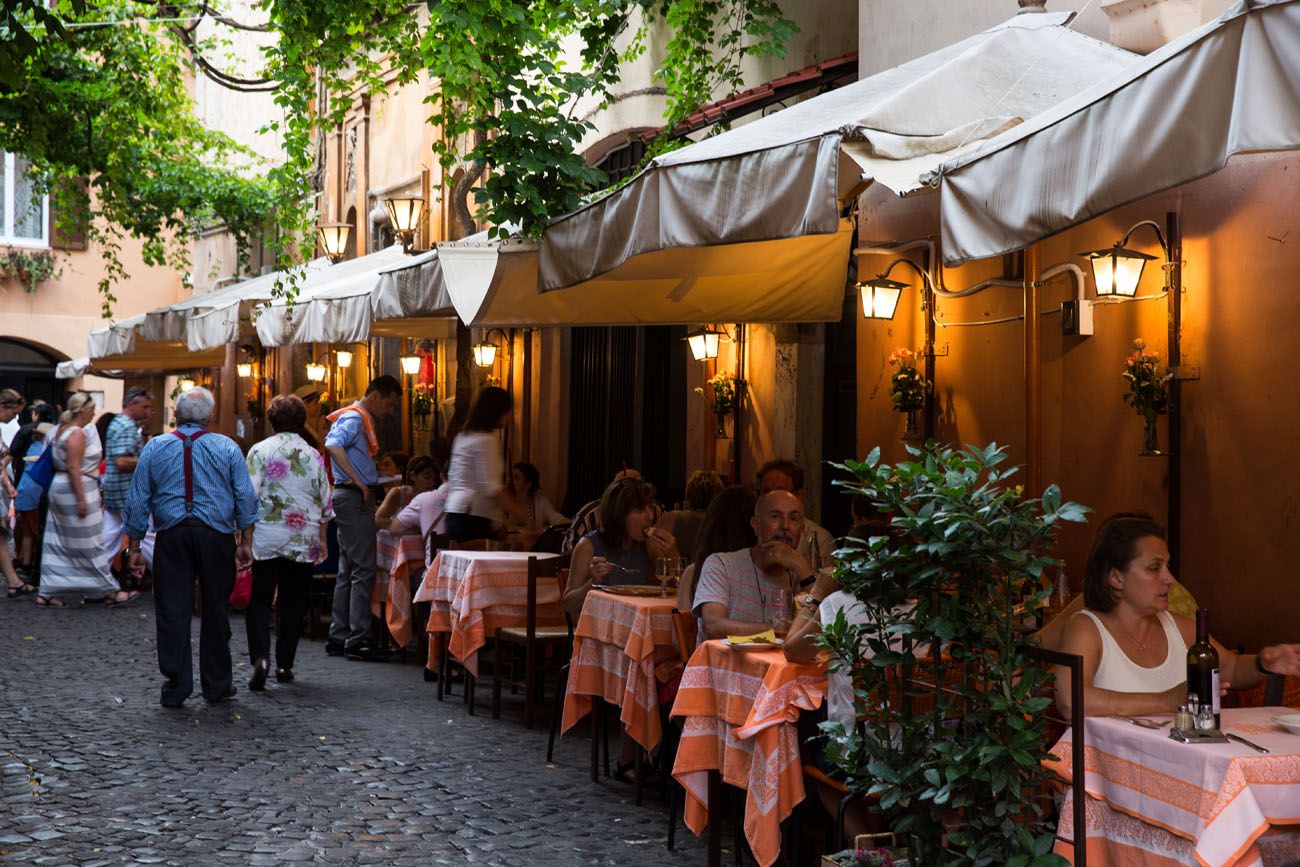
[0,338,64,406]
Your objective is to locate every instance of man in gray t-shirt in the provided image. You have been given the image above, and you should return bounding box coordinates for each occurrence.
[693,490,817,640]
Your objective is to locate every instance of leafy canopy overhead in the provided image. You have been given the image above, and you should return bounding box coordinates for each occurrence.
[0,1,276,315]
[262,0,798,250]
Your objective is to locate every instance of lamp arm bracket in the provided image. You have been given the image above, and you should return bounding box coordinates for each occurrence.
[1120,220,1170,257]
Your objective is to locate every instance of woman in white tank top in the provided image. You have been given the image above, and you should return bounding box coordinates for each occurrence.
[1056,513,1300,719]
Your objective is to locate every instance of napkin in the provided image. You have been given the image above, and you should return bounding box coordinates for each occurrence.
[727,629,778,645]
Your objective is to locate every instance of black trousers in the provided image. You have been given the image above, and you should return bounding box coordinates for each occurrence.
[246,557,312,671]
[446,512,494,542]
[153,523,235,704]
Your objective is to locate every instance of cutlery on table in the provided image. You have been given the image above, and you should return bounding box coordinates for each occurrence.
[1120,716,1172,730]
[1224,733,1270,754]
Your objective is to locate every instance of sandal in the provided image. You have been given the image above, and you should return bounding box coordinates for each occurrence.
[35,596,67,608]
[103,590,141,608]
[6,582,37,599]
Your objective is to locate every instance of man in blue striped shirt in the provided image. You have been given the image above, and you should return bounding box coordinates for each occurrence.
[125,387,259,708]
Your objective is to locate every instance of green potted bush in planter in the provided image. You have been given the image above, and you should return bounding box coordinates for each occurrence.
[821,442,1088,866]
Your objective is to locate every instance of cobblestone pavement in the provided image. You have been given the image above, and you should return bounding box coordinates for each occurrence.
[0,595,712,865]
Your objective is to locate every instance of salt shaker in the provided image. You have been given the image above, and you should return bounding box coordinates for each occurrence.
[1175,706,1194,732]
[1197,704,1216,731]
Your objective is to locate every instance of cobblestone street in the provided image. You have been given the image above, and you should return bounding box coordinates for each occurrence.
[0,596,709,865]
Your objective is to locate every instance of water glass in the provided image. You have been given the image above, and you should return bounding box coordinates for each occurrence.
[654,558,673,597]
[770,588,792,634]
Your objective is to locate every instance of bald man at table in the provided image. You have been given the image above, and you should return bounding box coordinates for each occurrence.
[693,490,818,640]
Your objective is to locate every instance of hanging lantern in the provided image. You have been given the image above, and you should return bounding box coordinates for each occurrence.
[335,350,353,369]
[236,362,253,378]
[858,276,908,320]
[400,354,421,376]
[316,222,351,263]
[305,362,327,382]
[1080,243,1157,297]
[684,326,723,361]
[472,340,497,368]
[384,196,425,253]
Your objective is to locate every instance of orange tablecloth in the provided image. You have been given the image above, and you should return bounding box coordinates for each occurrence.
[373,531,426,647]
[1050,707,1300,866]
[412,550,562,677]
[670,640,826,867]
[560,591,679,751]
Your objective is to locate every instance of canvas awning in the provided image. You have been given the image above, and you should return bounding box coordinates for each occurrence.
[936,0,1300,264]
[140,261,327,345]
[56,357,91,378]
[440,220,855,327]
[88,314,226,370]
[369,248,457,338]
[534,10,1136,295]
[250,244,408,346]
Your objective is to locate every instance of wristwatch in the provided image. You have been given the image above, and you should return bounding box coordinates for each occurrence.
[799,594,820,610]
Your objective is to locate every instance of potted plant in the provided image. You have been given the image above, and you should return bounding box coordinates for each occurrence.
[821,443,1088,866]
[887,348,928,440]
[694,369,736,437]
[1121,338,1173,455]
[824,834,914,866]
[412,384,433,419]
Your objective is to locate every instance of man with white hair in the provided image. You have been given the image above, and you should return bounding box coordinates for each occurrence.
[124,387,259,708]
[693,489,817,639]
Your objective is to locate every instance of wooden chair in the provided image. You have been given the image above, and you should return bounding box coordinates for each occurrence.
[491,555,571,727]
[1022,644,1087,867]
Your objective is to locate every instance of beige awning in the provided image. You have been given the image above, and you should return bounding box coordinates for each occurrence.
[936,0,1300,264]
[88,314,226,370]
[536,11,1135,293]
[370,248,457,338]
[440,220,855,327]
[253,245,408,347]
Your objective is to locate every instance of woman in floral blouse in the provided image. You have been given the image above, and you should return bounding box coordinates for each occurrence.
[244,394,334,690]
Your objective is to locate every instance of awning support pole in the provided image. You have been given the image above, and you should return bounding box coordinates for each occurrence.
[922,248,937,441]
[1166,211,1183,573]
[1024,244,1042,496]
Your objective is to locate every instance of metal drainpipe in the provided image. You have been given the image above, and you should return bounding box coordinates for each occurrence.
[733,323,747,485]
[1166,211,1183,572]
[1024,244,1042,496]
[922,247,937,440]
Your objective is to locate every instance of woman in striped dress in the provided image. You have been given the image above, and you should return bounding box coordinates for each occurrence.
[37,393,136,607]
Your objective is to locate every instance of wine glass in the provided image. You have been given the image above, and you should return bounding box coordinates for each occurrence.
[655,558,672,597]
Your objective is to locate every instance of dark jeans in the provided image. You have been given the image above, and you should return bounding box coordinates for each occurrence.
[154,522,235,704]
[246,557,313,671]
[446,512,494,542]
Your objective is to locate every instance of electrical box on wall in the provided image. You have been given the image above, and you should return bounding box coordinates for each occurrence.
[1061,299,1094,336]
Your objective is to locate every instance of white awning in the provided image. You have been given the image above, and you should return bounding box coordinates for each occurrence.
[253,245,408,347]
[88,313,226,370]
[369,248,458,338]
[140,261,327,345]
[536,11,1136,294]
[56,357,91,378]
[440,220,855,327]
[936,0,1300,264]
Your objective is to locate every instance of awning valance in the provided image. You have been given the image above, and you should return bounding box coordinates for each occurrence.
[936,0,1300,264]
[536,11,1136,294]
[252,245,408,347]
[440,220,855,327]
[369,248,457,338]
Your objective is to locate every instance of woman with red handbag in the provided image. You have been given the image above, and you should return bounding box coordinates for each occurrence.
[244,395,334,690]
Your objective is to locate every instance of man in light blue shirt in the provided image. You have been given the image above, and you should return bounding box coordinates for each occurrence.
[323,375,401,661]
[125,387,259,707]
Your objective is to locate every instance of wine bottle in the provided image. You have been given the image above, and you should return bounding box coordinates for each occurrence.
[1187,608,1220,729]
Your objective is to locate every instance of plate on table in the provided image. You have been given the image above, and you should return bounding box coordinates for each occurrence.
[1274,713,1300,735]
[592,584,664,597]
[723,638,784,651]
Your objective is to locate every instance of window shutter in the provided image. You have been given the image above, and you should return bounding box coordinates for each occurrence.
[50,177,89,251]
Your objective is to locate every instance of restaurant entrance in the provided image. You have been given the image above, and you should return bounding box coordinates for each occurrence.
[564,325,686,513]
[0,338,63,408]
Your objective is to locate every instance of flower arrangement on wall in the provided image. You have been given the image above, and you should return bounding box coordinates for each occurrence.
[1122,338,1173,454]
[888,348,930,440]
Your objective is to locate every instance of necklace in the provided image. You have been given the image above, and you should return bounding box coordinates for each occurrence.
[1109,613,1153,651]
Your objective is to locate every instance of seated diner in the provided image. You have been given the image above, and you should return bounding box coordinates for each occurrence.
[693,490,817,640]
[1056,512,1300,718]
[563,476,679,618]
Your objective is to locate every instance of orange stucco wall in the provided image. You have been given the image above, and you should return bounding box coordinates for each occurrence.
[857,150,1300,648]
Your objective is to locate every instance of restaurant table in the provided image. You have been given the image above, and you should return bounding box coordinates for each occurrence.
[373,530,427,647]
[560,589,680,752]
[1050,706,1300,866]
[412,550,562,677]
[670,639,827,867]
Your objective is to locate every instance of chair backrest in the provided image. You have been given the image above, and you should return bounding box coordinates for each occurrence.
[525,555,562,638]
[1021,644,1086,867]
[671,608,698,658]
[450,538,492,551]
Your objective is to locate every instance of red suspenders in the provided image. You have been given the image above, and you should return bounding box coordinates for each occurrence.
[171,429,207,513]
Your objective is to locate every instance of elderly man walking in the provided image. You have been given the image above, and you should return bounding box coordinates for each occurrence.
[102,386,153,581]
[124,388,259,707]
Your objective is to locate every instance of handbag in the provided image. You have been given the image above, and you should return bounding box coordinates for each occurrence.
[229,565,253,609]
[25,432,56,492]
